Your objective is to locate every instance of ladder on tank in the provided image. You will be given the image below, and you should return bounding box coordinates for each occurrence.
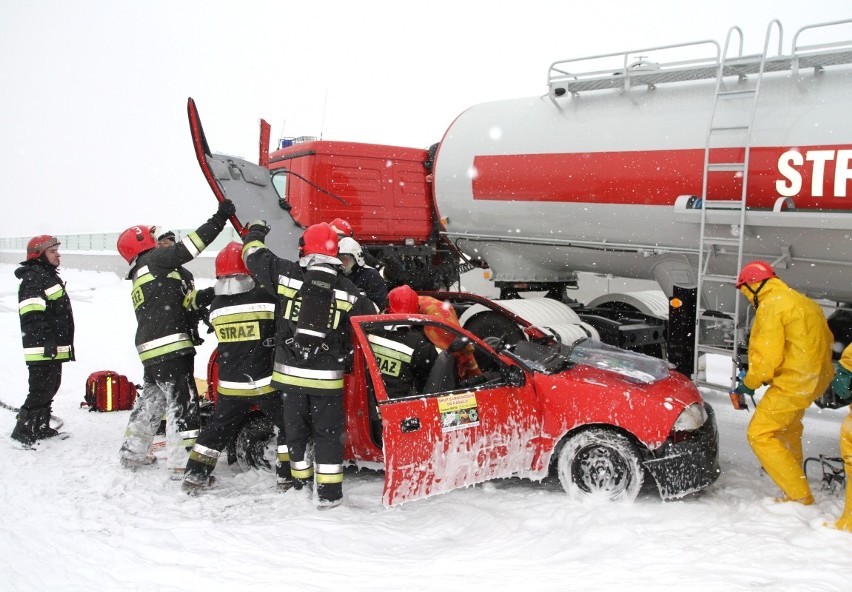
[693,21,781,390]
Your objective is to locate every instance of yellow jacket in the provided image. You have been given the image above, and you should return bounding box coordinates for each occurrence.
[840,343,852,373]
[742,278,833,398]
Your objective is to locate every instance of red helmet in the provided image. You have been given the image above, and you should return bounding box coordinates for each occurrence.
[329,218,355,238]
[387,285,420,314]
[301,223,339,258]
[735,261,777,288]
[26,235,60,260]
[117,225,157,264]
[215,241,249,278]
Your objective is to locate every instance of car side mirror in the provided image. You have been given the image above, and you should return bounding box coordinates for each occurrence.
[506,365,525,387]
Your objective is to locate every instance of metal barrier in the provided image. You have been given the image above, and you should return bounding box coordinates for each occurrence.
[0,228,243,280]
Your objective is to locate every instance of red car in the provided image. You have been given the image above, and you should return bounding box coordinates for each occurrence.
[209,292,719,506]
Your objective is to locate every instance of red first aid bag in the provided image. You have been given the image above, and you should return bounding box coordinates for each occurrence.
[83,371,137,412]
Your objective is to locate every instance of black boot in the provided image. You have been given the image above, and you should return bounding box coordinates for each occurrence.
[33,407,59,440]
[10,408,37,448]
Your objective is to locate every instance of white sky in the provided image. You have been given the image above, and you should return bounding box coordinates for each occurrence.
[2,0,851,237]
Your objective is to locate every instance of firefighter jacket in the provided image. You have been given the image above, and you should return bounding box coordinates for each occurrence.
[15,259,75,365]
[243,238,374,395]
[367,326,438,398]
[741,277,834,399]
[209,281,277,397]
[418,295,481,379]
[348,264,387,312]
[128,217,224,367]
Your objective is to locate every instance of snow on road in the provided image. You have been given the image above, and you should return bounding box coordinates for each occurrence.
[0,265,850,592]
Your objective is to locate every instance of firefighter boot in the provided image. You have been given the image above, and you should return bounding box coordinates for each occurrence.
[10,408,37,449]
[276,458,295,493]
[33,407,60,440]
[182,444,218,494]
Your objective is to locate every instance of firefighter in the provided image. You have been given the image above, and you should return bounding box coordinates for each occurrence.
[182,242,288,494]
[829,343,852,531]
[733,260,834,505]
[338,236,387,311]
[387,285,481,381]
[10,235,75,448]
[117,198,234,480]
[329,217,382,270]
[242,221,374,509]
[156,229,213,346]
[367,294,437,398]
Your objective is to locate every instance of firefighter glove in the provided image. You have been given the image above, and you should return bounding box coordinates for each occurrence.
[735,382,755,397]
[832,366,852,401]
[43,338,57,359]
[212,199,236,224]
[244,220,271,243]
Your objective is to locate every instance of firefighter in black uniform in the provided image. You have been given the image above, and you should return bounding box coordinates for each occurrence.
[117,199,234,480]
[367,323,437,399]
[338,237,387,312]
[242,221,374,509]
[182,242,287,494]
[11,235,75,448]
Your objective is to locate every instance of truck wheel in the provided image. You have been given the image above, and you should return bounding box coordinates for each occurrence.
[556,428,643,501]
[230,413,275,472]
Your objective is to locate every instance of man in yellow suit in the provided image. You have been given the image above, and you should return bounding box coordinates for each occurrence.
[733,261,834,505]
[830,343,852,531]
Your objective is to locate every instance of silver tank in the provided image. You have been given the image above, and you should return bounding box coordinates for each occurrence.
[434,23,852,313]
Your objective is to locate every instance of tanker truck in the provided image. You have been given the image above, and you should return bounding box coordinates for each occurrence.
[188,17,852,385]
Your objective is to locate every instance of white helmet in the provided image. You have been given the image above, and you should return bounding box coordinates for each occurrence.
[337,236,365,267]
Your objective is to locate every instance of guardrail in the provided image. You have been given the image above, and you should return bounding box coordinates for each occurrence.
[0,228,243,280]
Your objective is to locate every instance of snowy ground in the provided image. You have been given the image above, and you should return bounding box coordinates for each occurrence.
[1,264,850,592]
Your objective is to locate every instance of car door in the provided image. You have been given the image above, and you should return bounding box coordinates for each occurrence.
[187,97,303,260]
[352,316,544,506]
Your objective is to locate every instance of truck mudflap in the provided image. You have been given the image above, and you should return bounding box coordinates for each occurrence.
[642,403,721,500]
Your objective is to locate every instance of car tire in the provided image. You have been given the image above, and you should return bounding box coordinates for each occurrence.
[230,413,276,473]
[556,428,644,502]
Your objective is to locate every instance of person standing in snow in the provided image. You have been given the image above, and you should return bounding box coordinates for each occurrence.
[182,242,288,494]
[337,236,387,312]
[116,199,234,480]
[242,221,374,509]
[732,261,834,505]
[828,343,852,531]
[10,235,75,448]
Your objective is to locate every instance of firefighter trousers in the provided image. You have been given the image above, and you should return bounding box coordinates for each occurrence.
[747,385,816,501]
[282,390,345,502]
[120,356,200,473]
[23,363,62,411]
[185,392,288,483]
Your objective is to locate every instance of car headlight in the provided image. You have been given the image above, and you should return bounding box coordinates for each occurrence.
[672,403,708,432]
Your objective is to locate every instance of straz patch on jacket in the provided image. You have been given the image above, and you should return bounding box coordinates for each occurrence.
[368,335,413,378]
[216,321,261,342]
[437,392,480,432]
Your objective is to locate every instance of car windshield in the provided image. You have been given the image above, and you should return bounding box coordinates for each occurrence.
[507,338,671,383]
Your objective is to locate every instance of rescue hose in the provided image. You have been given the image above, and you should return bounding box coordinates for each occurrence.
[0,397,65,430]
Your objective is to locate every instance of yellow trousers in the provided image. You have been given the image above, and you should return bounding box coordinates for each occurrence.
[835,411,852,532]
[747,386,813,501]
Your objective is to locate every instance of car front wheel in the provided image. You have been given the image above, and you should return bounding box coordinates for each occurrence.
[556,428,644,502]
